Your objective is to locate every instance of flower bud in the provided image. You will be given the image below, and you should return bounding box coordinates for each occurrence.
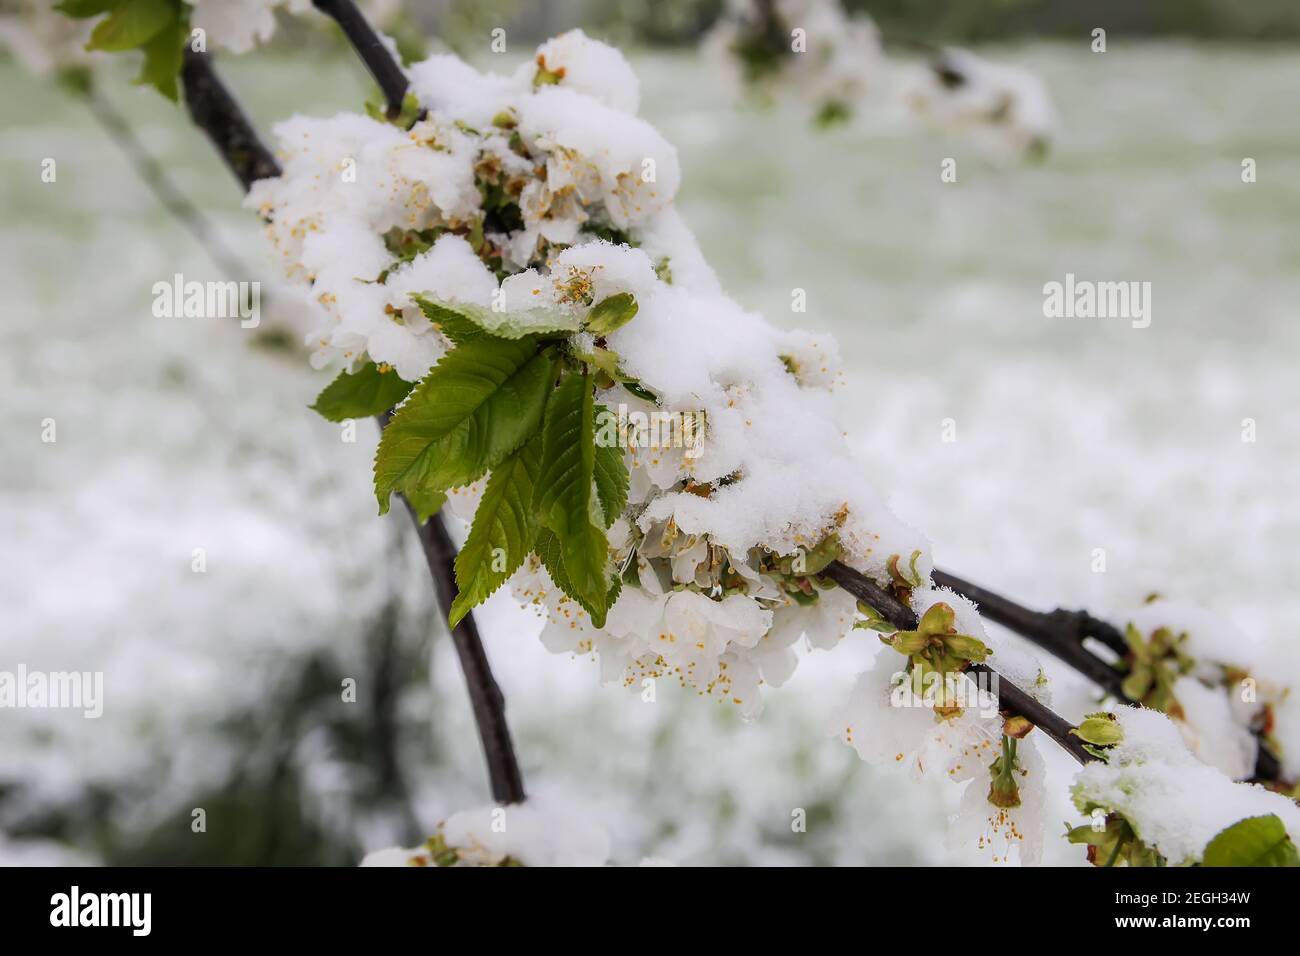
[1071,713,1124,748]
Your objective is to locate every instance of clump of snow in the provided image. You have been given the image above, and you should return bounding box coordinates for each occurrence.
[1118,599,1285,780]
[187,0,405,56]
[361,801,610,867]
[186,0,295,56]
[529,28,640,114]
[1072,706,1300,865]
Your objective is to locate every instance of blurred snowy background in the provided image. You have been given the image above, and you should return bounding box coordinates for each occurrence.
[2,2,1298,864]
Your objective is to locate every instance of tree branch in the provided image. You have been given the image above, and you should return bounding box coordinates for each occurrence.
[82,84,253,281]
[177,49,525,804]
[180,49,281,189]
[930,569,1129,698]
[933,569,1128,658]
[930,569,1284,782]
[311,0,411,118]
[825,560,1096,765]
[401,505,527,804]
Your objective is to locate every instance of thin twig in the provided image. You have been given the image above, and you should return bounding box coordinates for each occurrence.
[311,0,411,118]
[82,85,252,280]
[824,560,1095,765]
[177,49,526,804]
[931,569,1284,782]
[931,569,1129,698]
[401,503,527,804]
[933,569,1128,658]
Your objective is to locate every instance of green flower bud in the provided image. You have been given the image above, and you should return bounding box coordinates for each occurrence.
[1071,712,1124,748]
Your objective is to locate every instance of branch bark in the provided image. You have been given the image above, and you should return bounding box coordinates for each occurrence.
[931,569,1129,698]
[311,0,412,118]
[177,49,526,804]
[931,569,1283,782]
[933,569,1128,658]
[180,48,281,189]
[402,506,527,804]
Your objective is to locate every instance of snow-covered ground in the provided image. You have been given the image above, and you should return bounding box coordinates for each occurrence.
[1,41,1297,865]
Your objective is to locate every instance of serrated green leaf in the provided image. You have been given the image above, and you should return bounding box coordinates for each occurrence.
[534,527,573,597]
[412,293,579,341]
[533,371,612,626]
[133,9,186,101]
[450,439,541,626]
[55,0,116,18]
[534,527,622,623]
[593,405,628,528]
[1203,815,1300,867]
[86,0,172,51]
[311,362,414,422]
[374,338,553,515]
[585,293,638,336]
[410,295,484,346]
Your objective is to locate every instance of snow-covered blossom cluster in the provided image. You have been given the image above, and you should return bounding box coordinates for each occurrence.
[1071,706,1300,866]
[1116,598,1296,781]
[703,0,1055,159]
[905,48,1056,162]
[360,801,612,867]
[705,0,881,126]
[250,29,931,720]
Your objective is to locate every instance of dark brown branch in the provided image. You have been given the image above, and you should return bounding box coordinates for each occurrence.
[402,506,527,804]
[180,49,281,189]
[934,569,1128,659]
[967,662,1093,764]
[931,570,1283,783]
[311,0,411,118]
[177,51,525,804]
[825,560,1095,765]
[931,569,1130,699]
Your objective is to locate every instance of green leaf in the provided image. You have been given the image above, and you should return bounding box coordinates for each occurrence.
[410,295,484,346]
[412,294,579,341]
[374,338,554,515]
[311,362,414,422]
[1070,712,1124,748]
[593,405,628,528]
[133,10,186,101]
[1202,815,1300,867]
[86,0,173,51]
[535,527,622,623]
[404,486,447,524]
[534,527,574,597]
[55,0,116,17]
[450,439,542,627]
[585,293,638,336]
[533,371,612,626]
